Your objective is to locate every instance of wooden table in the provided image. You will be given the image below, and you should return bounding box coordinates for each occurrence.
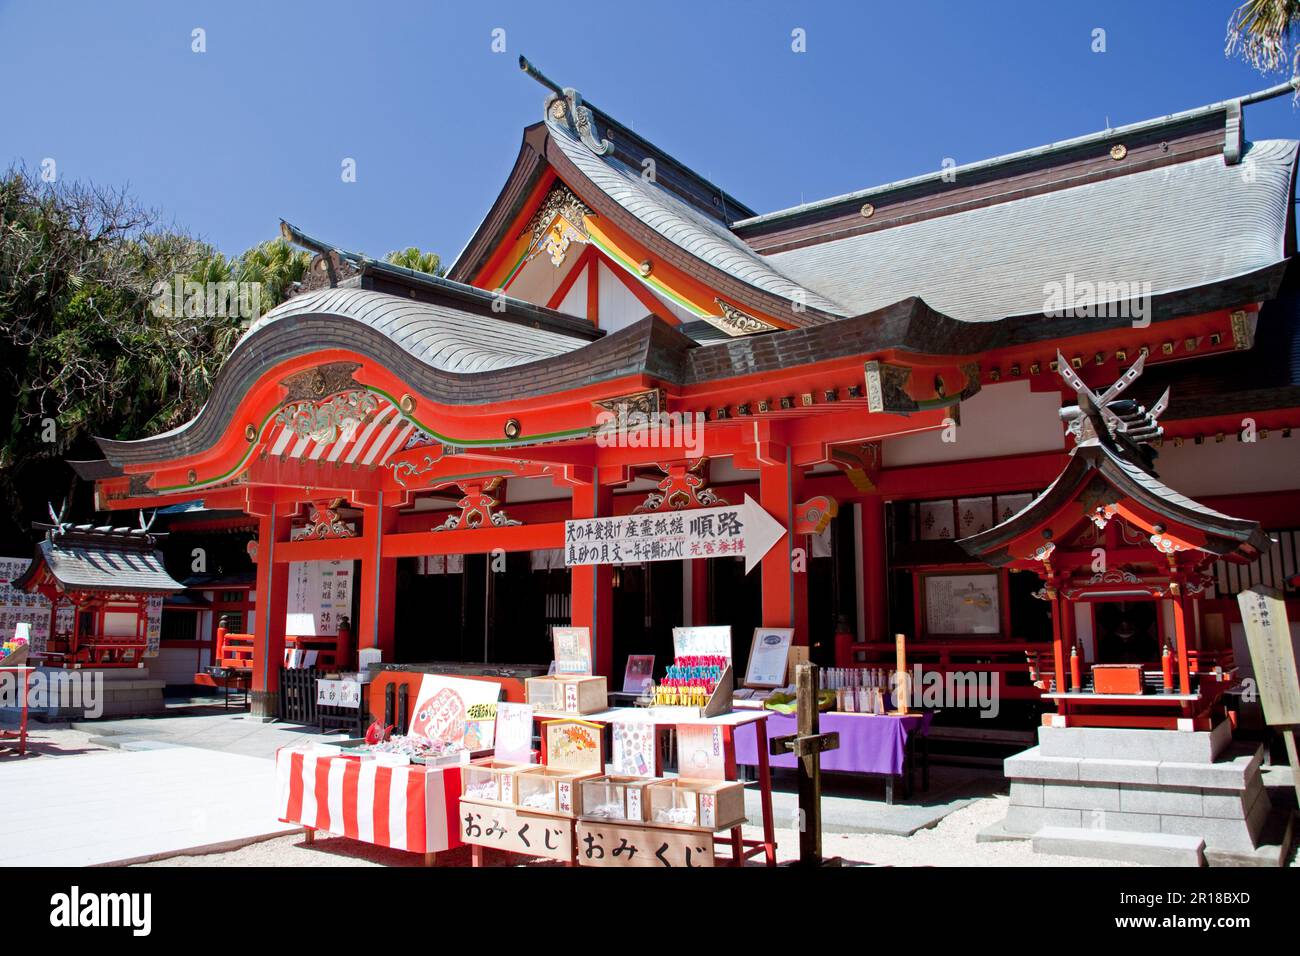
[0,666,34,756]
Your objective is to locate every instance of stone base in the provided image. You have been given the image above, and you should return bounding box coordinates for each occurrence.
[1033,826,1205,866]
[27,666,165,720]
[998,721,1292,866]
[248,690,279,721]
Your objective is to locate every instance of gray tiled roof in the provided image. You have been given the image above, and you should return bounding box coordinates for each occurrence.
[243,287,587,373]
[25,539,183,594]
[546,114,849,316]
[765,139,1298,323]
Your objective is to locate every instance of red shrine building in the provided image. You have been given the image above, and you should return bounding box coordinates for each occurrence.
[70,62,1300,722]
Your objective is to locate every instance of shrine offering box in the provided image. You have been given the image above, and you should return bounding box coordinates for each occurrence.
[525,675,608,715]
[514,765,599,815]
[646,778,746,831]
[579,774,657,822]
[461,757,531,803]
[1092,664,1145,695]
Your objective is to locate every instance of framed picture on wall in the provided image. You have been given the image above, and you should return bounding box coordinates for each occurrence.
[921,571,1002,636]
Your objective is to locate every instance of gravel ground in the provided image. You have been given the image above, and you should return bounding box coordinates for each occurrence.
[136,793,1136,867]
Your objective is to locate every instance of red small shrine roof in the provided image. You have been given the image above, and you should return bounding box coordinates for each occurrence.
[958,440,1272,567]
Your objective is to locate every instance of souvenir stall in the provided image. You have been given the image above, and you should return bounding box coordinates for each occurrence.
[0,626,32,755]
[454,624,780,867]
[275,672,503,863]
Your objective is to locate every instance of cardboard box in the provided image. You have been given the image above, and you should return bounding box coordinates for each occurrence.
[646,778,746,831]
[579,774,658,823]
[461,757,531,804]
[1091,664,1145,695]
[526,675,608,715]
[513,765,600,816]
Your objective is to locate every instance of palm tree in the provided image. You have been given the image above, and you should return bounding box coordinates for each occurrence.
[1227,0,1300,78]
[386,246,443,276]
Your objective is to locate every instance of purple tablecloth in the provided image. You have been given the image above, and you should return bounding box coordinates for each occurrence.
[734,711,931,776]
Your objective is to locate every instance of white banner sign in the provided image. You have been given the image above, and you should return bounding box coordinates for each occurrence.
[564,495,784,573]
[287,560,353,636]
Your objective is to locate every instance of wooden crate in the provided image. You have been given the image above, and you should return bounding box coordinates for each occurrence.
[579,774,658,823]
[525,675,608,715]
[461,757,531,804]
[646,778,746,831]
[513,765,599,816]
[1092,664,1145,695]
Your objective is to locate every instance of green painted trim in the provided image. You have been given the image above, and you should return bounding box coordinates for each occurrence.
[586,233,709,318]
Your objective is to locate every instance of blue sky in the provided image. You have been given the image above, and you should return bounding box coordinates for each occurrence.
[2,0,1296,264]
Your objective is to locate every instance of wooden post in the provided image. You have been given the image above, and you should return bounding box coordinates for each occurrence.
[892,633,909,715]
[795,663,822,863]
[769,662,841,866]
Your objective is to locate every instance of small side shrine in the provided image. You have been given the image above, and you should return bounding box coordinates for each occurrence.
[13,508,183,718]
[959,354,1289,865]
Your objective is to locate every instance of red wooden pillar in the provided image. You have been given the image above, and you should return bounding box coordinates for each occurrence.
[1171,588,1193,695]
[359,496,398,661]
[759,452,806,644]
[688,558,710,626]
[1050,591,1067,714]
[571,480,614,677]
[251,506,292,720]
[861,496,888,643]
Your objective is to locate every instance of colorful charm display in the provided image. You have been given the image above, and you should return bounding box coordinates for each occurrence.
[650,655,726,707]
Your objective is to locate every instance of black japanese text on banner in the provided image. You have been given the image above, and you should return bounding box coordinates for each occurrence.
[563,494,785,574]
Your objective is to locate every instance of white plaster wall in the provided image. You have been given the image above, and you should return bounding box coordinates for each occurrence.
[1152,435,1300,497]
[882,380,1067,466]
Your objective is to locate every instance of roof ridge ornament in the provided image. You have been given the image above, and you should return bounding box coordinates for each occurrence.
[519,55,611,156]
[1056,349,1169,472]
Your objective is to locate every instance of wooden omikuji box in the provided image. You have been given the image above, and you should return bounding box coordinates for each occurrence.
[525,675,608,715]
[1091,664,1146,695]
[513,765,600,816]
[578,774,658,823]
[646,778,746,831]
[461,757,531,804]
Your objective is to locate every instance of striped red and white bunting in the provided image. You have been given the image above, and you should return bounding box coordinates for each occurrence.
[275,748,463,854]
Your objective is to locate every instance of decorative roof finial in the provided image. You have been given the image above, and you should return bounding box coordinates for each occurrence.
[1056,349,1169,470]
[519,55,611,156]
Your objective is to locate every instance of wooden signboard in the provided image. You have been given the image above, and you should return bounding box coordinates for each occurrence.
[575,819,715,868]
[459,798,573,861]
[1237,586,1300,725]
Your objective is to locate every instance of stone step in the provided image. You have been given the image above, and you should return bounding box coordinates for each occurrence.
[1033,826,1205,866]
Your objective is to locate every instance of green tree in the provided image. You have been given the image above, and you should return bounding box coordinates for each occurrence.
[385,246,443,276]
[0,167,308,549]
[1227,0,1300,78]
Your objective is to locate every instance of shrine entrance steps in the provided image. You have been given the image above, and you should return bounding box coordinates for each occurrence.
[1033,827,1205,866]
[981,721,1296,866]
